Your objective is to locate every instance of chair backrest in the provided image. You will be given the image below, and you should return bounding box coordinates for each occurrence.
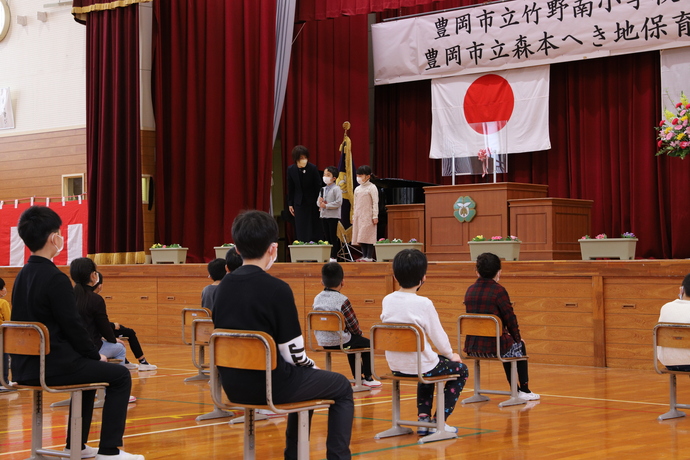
[0,321,50,389]
[457,314,502,358]
[370,323,425,380]
[182,307,212,344]
[653,323,690,373]
[306,310,346,351]
[192,318,215,346]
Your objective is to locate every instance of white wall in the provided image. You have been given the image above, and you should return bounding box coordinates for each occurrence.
[0,0,154,138]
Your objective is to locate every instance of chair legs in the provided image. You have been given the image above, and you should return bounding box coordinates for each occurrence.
[374,380,414,439]
[461,359,525,407]
[30,389,84,460]
[462,360,491,404]
[659,374,689,420]
[195,405,235,421]
[186,345,210,382]
[498,361,524,408]
[237,408,311,460]
[350,352,369,393]
[418,380,457,444]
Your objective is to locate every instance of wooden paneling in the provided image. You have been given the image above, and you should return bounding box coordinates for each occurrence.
[0,128,86,200]
[386,204,425,247]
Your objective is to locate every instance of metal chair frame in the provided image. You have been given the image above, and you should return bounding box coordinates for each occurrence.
[653,322,690,420]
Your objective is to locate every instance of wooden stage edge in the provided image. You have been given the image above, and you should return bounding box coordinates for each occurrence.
[1,259,690,371]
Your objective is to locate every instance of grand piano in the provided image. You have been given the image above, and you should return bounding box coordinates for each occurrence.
[370,177,437,242]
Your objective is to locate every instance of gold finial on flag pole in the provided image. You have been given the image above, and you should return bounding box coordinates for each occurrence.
[343,121,350,139]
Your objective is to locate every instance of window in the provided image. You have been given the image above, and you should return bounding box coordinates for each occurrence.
[62,174,86,201]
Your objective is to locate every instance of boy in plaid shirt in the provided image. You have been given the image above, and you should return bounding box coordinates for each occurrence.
[312,262,381,388]
[464,252,539,401]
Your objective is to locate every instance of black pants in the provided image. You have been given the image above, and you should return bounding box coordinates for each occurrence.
[113,324,144,359]
[323,334,373,379]
[21,359,131,453]
[502,342,530,390]
[320,218,341,259]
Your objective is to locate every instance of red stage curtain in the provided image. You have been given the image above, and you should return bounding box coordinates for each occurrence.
[152,1,276,262]
[72,0,151,23]
[84,5,144,264]
[281,14,370,174]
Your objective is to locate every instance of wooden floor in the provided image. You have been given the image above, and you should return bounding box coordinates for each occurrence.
[2,344,690,459]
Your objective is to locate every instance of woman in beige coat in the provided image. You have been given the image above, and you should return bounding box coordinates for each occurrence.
[352,165,378,261]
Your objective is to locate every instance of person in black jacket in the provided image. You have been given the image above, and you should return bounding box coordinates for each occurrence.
[10,206,144,460]
[286,145,324,242]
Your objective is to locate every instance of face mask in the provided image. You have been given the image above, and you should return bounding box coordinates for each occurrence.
[681,287,685,300]
[297,159,308,168]
[53,233,64,257]
[356,177,364,185]
[323,176,332,185]
[265,243,278,271]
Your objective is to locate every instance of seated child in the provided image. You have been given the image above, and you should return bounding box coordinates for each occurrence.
[201,258,228,312]
[381,249,468,434]
[312,262,381,388]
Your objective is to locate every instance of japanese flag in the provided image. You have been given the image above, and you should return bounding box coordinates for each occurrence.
[429,65,551,158]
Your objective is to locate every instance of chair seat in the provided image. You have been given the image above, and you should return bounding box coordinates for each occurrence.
[466,354,529,363]
[378,372,459,383]
[313,346,368,355]
[659,366,690,375]
[13,382,108,392]
[227,398,335,413]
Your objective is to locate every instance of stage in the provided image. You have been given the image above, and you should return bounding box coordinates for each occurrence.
[2,259,688,370]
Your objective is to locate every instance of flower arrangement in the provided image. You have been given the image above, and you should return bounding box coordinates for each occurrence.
[377,238,418,244]
[221,243,235,247]
[472,235,520,242]
[621,232,636,239]
[151,243,182,249]
[656,93,690,159]
[580,232,636,240]
[291,240,329,245]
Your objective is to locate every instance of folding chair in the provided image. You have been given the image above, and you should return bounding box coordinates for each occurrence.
[458,313,528,407]
[370,322,460,444]
[653,322,690,420]
[183,310,212,382]
[0,321,108,460]
[306,311,370,392]
[209,329,334,460]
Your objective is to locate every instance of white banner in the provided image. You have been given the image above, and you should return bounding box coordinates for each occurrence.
[660,46,690,117]
[430,65,551,158]
[0,87,15,130]
[373,0,690,85]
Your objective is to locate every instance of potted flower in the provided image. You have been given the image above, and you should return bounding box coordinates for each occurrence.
[150,243,189,264]
[214,243,235,259]
[468,235,521,261]
[656,92,690,159]
[578,232,637,260]
[288,240,332,263]
[375,238,424,262]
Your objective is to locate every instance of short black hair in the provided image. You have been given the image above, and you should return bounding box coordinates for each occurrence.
[683,273,690,296]
[321,262,344,288]
[70,257,97,286]
[0,277,5,290]
[325,166,339,179]
[208,258,227,281]
[231,210,278,260]
[291,145,309,162]
[356,165,372,176]
[392,249,427,289]
[225,247,243,272]
[18,206,62,252]
[476,253,501,279]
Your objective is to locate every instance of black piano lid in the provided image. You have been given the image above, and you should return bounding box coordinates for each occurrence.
[370,177,438,205]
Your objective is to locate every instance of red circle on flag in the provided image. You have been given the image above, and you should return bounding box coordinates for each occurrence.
[463,74,514,134]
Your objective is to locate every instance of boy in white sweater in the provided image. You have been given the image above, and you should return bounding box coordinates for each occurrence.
[381,249,468,434]
[313,262,381,388]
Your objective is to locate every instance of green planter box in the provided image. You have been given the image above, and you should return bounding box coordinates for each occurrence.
[150,248,189,264]
[468,241,521,261]
[289,245,332,263]
[578,238,637,260]
[374,243,424,262]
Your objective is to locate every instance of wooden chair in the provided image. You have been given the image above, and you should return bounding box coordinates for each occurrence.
[209,329,334,460]
[370,322,460,444]
[0,321,108,460]
[458,313,528,407]
[306,310,370,392]
[184,315,213,382]
[181,307,212,345]
[653,322,690,420]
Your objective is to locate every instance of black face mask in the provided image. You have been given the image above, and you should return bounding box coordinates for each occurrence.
[416,280,425,292]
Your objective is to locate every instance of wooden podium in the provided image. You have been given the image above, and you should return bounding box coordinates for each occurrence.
[423,183,548,261]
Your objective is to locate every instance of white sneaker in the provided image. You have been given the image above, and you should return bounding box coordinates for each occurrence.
[362,377,382,388]
[64,445,98,458]
[138,363,157,371]
[429,422,458,434]
[128,395,137,403]
[329,258,337,262]
[123,362,138,370]
[518,390,540,401]
[95,450,145,460]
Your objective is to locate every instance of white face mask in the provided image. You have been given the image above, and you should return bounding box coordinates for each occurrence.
[265,243,278,271]
[356,177,365,185]
[323,176,332,185]
[53,232,64,257]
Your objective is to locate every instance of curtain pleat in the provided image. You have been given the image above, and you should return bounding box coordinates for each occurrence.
[85,5,145,264]
[152,0,276,262]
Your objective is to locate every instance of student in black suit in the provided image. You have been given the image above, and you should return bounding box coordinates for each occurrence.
[286,145,324,242]
[10,206,144,460]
